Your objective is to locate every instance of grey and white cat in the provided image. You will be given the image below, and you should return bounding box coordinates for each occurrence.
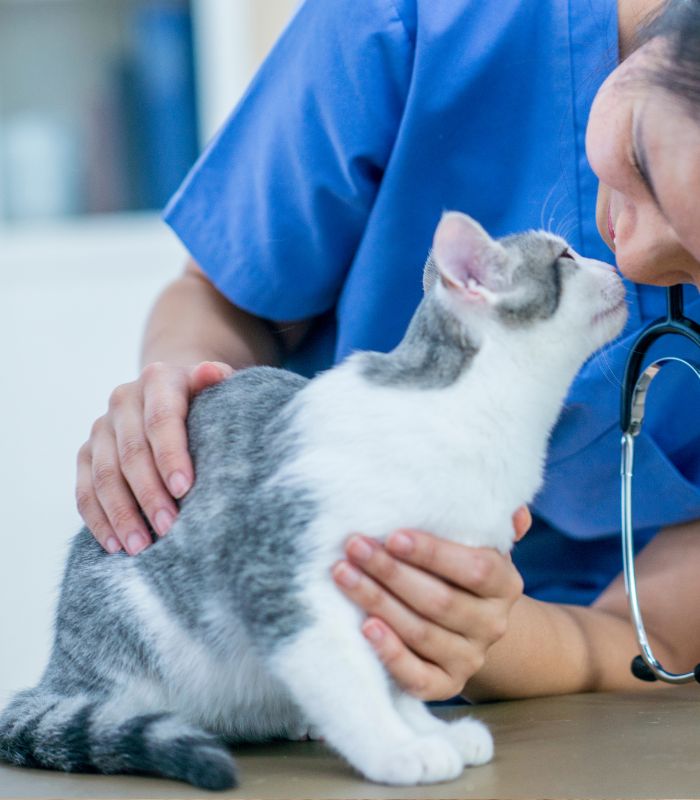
[0,212,627,789]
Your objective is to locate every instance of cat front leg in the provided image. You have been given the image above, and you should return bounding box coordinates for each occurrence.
[266,607,463,785]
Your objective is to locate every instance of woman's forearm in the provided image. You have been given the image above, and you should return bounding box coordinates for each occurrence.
[466,520,700,702]
[464,594,673,701]
[140,259,301,370]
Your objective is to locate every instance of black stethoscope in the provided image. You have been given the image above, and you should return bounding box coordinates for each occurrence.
[621,284,700,684]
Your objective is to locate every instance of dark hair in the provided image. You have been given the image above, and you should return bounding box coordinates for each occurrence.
[638,0,700,116]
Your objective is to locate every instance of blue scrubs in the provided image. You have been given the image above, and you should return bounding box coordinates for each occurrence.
[165,0,700,605]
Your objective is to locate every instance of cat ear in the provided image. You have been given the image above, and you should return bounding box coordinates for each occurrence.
[432,212,510,302]
[422,252,439,294]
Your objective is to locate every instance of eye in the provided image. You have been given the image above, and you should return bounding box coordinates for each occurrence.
[559,248,575,261]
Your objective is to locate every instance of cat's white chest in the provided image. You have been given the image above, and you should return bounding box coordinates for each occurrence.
[278,363,524,555]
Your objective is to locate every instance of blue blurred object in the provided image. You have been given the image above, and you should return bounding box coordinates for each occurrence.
[130,1,199,210]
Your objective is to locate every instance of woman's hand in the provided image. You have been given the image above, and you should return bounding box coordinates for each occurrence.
[75,361,233,555]
[331,508,531,701]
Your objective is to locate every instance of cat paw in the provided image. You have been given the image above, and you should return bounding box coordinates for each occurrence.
[285,721,324,741]
[444,718,493,766]
[362,735,462,785]
[307,724,324,741]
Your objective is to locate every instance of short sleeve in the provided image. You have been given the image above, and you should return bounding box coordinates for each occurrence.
[164,0,414,321]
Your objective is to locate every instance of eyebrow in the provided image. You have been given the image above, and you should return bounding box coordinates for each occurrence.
[632,114,661,206]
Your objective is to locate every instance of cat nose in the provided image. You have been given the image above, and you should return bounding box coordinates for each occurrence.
[575,251,617,273]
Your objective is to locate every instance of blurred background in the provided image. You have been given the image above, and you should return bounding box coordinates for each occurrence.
[0,0,297,704]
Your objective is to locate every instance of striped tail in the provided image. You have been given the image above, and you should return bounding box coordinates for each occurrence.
[0,688,238,790]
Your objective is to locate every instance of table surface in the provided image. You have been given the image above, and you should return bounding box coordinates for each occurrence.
[1,687,699,800]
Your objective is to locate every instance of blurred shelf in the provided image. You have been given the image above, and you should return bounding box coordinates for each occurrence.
[0,0,297,230]
[0,0,200,222]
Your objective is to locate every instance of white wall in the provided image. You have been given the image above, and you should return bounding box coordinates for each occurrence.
[0,217,185,704]
[0,0,298,709]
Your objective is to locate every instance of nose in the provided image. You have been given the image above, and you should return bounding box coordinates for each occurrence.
[572,250,617,274]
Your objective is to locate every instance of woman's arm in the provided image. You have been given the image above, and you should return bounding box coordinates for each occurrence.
[335,519,700,701]
[470,518,700,699]
[141,259,311,369]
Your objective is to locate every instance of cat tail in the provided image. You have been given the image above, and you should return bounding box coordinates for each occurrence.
[0,687,238,790]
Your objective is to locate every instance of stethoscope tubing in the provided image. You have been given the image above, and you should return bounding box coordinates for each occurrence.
[620,285,700,684]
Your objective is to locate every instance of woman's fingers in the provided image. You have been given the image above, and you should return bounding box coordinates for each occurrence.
[332,562,479,699]
[189,361,234,395]
[89,417,153,555]
[76,360,233,554]
[141,362,195,499]
[513,506,532,541]
[361,618,464,701]
[343,536,490,639]
[113,405,179,539]
[75,441,122,553]
[384,530,524,602]
[334,528,527,701]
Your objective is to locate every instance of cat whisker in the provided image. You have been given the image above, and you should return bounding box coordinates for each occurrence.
[539,183,560,231]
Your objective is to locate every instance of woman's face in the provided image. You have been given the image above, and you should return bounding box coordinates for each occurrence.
[586,39,700,287]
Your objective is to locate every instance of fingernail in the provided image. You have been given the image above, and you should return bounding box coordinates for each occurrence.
[333,562,360,589]
[105,536,121,554]
[363,621,384,644]
[154,509,175,536]
[348,536,374,562]
[168,471,190,498]
[126,532,149,556]
[388,531,414,556]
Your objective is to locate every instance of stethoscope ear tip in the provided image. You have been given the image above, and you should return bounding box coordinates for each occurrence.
[694,664,700,684]
[631,655,658,682]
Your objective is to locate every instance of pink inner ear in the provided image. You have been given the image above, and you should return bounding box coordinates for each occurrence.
[432,212,501,290]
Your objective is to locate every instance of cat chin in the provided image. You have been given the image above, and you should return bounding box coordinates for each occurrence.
[590,300,628,341]
[591,298,627,327]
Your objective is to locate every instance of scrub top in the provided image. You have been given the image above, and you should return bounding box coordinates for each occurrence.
[165,0,700,605]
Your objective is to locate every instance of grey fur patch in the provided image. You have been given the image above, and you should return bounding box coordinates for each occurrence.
[0,691,59,768]
[43,532,160,696]
[496,232,570,327]
[95,711,237,789]
[0,367,316,786]
[136,367,316,651]
[360,291,479,389]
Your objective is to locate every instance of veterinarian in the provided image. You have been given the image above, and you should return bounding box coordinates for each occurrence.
[76,0,700,700]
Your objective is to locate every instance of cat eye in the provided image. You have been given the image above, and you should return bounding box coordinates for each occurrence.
[559,248,575,260]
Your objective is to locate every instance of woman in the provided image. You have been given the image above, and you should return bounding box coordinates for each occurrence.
[335,0,700,700]
[76,0,700,700]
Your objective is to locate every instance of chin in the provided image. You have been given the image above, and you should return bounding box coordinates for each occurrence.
[616,258,690,287]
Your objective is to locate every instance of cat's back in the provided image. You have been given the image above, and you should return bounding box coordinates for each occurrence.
[186,366,308,475]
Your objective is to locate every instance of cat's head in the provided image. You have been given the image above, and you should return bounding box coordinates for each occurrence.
[423,211,628,359]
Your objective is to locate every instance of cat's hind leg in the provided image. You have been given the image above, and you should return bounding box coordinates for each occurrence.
[0,687,237,790]
[394,692,493,766]
[267,609,463,785]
